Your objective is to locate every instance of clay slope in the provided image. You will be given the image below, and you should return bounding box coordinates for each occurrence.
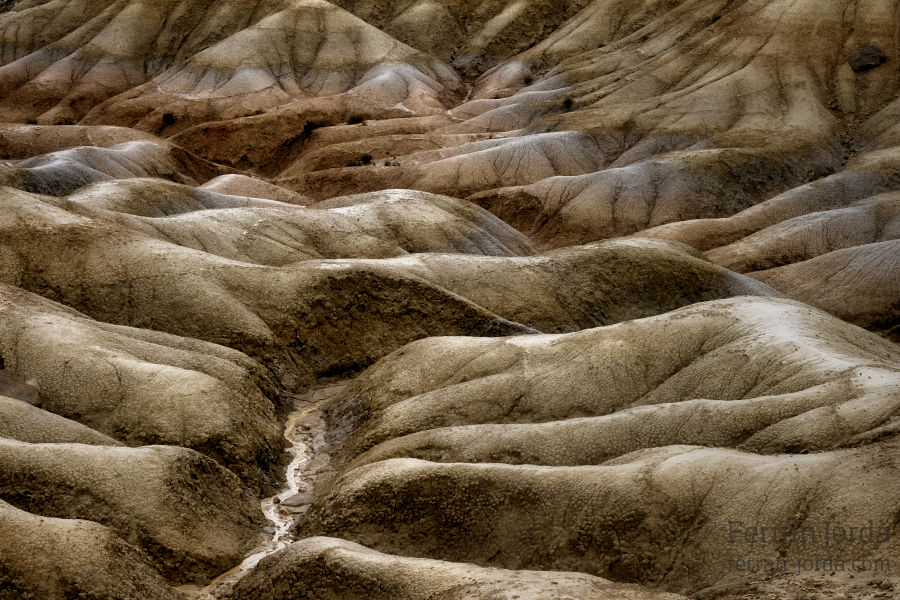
[704,192,900,273]
[200,173,312,204]
[325,297,900,462]
[81,1,462,131]
[272,0,894,196]
[301,298,900,595]
[0,393,122,446]
[631,151,900,338]
[0,0,897,598]
[0,184,775,384]
[5,0,897,274]
[59,182,536,263]
[230,536,688,600]
[0,124,232,194]
[0,0,283,123]
[0,499,181,600]
[640,148,900,255]
[254,0,900,337]
[752,240,900,340]
[0,283,282,485]
[331,0,592,74]
[0,0,463,131]
[0,305,268,587]
[304,443,900,597]
[0,439,265,581]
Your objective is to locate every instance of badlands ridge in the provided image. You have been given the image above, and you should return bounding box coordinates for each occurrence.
[0,0,897,599]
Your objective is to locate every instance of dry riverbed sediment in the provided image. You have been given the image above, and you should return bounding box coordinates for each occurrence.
[177,382,348,599]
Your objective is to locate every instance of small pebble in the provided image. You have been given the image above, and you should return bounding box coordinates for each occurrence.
[281,491,316,507]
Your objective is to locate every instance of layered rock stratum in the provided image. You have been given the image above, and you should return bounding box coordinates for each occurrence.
[0,0,897,599]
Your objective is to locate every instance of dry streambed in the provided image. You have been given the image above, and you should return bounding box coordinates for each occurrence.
[175,298,900,600]
[177,382,347,599]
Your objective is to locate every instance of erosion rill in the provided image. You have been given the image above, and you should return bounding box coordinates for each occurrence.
[180,383,344,598]
[0,1,898,600]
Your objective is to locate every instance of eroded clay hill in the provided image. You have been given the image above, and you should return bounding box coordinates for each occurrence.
[0,0,897,599]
